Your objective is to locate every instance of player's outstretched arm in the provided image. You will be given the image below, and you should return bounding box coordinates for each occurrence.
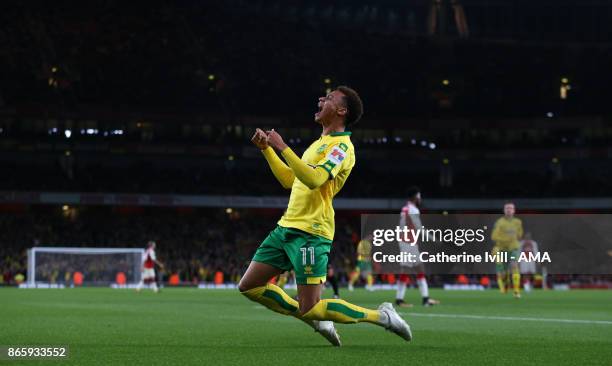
[262,147,295,189]
[252,128,295,189]
[281,148,328,189]
[267,130,328,190]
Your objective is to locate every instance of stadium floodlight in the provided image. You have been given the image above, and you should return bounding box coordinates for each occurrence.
[27,247,144,287]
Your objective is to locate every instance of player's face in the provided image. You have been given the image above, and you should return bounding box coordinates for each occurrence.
[504,203,515,217]
[315,90,347,124]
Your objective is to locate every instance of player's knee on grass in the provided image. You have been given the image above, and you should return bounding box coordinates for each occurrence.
[238,275,266,293]
[238,279,261,293]
[237,279,250,293]
[238,261,283,292]
[237,276,249,292]
[239,286,258,302]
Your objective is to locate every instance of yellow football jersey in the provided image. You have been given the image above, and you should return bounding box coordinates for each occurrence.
[356,239,372,261]
[278,131,355,240]
[491,216,523,250]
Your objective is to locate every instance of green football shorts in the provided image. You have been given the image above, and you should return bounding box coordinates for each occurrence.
[493,248,521,272]
[356,260,373,273]
[252,225,332,285]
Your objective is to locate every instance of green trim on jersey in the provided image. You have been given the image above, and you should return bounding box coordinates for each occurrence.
[319,161,336,177]
[329,131,352,136]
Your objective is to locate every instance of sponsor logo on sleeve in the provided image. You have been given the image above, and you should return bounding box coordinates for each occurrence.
[327,146,346,165]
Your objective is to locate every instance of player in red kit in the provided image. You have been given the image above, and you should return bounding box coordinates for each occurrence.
[136,241,164,293]
[395,187,440,307]
[519,233,540,292]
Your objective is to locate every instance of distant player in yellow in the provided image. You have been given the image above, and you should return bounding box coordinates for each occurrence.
[238,86,412,347]
[348,235,374,291]
[275,271,294,289]
[491,202,524,298]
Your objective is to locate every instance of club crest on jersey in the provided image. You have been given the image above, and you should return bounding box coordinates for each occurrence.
[327,146,346,164]
[316,144,328,154]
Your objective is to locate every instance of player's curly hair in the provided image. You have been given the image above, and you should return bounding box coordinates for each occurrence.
[336,85,363,127]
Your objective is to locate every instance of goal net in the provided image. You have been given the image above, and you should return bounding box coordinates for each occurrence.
[27,247,145,287]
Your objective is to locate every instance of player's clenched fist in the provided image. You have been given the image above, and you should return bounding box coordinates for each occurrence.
[266,129,288,152]
[251,128,269,150]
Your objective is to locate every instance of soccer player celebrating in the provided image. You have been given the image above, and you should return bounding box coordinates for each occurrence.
[136,241,164,293]
[348,234,374,292]
[395,187,440,307]
[491,202,524,298]
[239,86,412,347]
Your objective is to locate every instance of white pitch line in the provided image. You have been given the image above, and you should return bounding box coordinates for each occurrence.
[400,312,612,325]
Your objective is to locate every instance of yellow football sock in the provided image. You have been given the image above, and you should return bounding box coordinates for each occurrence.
[497,274,506,293]
[366,274,374,287]
[241,283,299,316]
[301,299,381,324]
[512,271,521,293]
[242,284,385,328]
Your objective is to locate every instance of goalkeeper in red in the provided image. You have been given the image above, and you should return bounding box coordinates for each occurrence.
[239,86,412,346]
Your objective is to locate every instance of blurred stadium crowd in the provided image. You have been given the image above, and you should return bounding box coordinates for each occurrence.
[0,207,359,286]
[1,207,610,287]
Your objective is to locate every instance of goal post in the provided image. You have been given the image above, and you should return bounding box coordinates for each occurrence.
[27,247,145,287]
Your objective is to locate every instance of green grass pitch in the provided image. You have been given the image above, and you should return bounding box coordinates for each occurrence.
[1,288,611,365]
